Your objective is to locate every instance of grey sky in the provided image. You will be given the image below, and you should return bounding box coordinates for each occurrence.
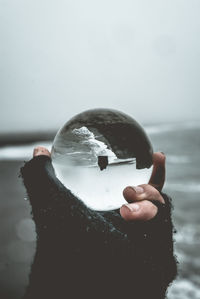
[1,0,200,133]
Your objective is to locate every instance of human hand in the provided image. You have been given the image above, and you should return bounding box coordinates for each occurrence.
[120,152,165,221]
[33,146,51,157]
[33,147,165,222]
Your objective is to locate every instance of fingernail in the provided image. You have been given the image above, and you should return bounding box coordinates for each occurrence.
[160,152,165,156]
[130,186,144,194]
[124,203,140,212]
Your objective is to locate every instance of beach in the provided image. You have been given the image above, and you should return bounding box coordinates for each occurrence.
[0,121,200,298]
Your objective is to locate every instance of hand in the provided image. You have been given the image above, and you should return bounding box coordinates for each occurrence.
[120,152,165,221]
[33,147,165,222]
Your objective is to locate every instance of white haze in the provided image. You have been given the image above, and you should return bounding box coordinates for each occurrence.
[1,0,200,133]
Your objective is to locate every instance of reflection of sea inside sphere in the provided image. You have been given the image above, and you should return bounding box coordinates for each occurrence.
[52,109,153,211]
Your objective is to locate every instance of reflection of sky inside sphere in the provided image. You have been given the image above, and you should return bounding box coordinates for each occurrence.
[52,109,153,211]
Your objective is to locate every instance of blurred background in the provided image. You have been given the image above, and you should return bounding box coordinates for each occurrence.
[0,0,200,298]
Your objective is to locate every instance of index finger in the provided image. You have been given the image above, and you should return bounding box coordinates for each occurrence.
[148,152,166,192]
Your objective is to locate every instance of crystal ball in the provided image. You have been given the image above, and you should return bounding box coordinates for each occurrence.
[51,109,153,211]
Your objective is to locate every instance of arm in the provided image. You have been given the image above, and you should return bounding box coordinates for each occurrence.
[21,148,177,299]
[101,191,177,298]
[117,151,177,296]
[135,194,177,289]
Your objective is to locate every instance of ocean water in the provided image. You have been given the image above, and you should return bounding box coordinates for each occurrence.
[0,121,200,298]
[147,122,200,299]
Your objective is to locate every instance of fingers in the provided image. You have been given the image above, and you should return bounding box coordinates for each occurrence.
[148,152,166,191]
[123,184,164,204]
[33,146,51,158]
[121,152,166,222]
[120,200,158,221]
[120,184,164,221]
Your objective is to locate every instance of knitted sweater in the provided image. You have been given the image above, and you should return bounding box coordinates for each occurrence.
[21,155,177,299]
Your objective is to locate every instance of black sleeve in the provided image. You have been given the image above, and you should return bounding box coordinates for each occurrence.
[122,193,177,296]
[20,155,126,241]
[149,194,177,283]
[95,193,178,298]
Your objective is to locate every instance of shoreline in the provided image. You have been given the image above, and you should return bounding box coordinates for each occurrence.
[0,131,56,146]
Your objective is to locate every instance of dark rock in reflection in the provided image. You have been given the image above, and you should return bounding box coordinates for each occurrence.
[98,156,108,171]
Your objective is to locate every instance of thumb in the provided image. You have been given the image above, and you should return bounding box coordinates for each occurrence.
[33,146,51,158]
[148,152,165,191]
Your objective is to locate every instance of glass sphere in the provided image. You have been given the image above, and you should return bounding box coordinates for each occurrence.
[51,109,153,211]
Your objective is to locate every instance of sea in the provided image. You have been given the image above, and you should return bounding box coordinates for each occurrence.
[0,121,200,299]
